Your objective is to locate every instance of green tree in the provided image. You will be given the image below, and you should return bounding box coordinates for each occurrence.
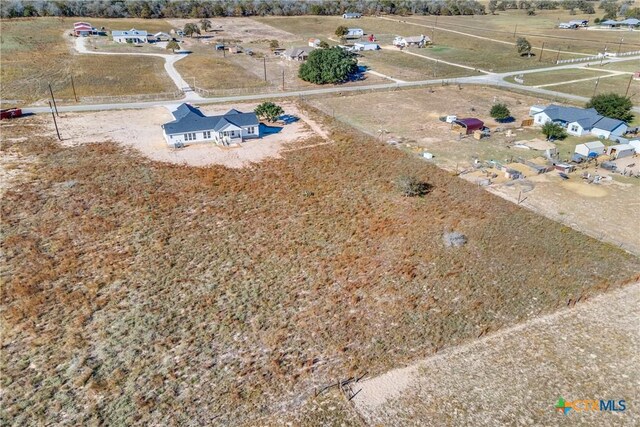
[489,0,498,14]
[516,37,532,56]
[199,18,211,32]
[490,103,511,121]
[255,102,284,122]
[166,40,180,53]
[586,93,634,122]
[541,122,567,140]
[335,25,349,39]
[318,40,330,49]
[269,39,279,49]
[183,23,200,38]
[298,47,359,85]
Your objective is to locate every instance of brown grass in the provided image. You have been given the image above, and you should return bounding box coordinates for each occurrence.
[1,107,639,425]
[174,52,268,91]
[0,17,175,103]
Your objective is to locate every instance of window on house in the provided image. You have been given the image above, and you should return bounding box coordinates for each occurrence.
[570,125,579,132]
[204,131,211,139]
[247,127,255,134]
[184,133,196,141]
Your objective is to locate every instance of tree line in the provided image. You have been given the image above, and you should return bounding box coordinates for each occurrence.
[0,0,488,19]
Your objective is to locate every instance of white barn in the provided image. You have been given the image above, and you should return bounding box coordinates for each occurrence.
[162,104,260,147]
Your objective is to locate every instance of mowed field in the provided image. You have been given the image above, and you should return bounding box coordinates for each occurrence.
[0,18,178,103]
[2,107,640,425]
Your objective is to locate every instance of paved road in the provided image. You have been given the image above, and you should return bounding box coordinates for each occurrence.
[23,54,640,115]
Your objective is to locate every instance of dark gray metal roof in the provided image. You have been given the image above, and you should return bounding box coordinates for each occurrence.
[163,104,259,134]
[540,104,626,130]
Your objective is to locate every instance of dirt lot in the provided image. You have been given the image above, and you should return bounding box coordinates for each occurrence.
[309,86,640,255]
[353,282,640,426]
[44,102,324,168]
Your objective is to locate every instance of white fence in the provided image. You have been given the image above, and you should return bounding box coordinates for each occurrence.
[556,50,640,64]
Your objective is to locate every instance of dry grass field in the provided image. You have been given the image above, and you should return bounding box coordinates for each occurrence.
[0,18,176,103]
[354,282,640,426]
[509,68,609,86]
[2,105,639,425]
[358,49,470,81]
[174,53,269,91]
[551,74,640,101]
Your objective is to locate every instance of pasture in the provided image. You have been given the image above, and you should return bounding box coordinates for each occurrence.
[2,105,639,425]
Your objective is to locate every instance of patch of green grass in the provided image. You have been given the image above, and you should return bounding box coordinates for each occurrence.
[510,69,609,86]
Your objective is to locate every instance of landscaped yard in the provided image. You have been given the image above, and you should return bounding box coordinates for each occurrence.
[3,105,638,425]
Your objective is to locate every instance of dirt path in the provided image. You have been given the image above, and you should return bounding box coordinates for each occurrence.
[74,37,200,99]
[353,281,640,426]
[397,47,492,74]
[365,69,407,83]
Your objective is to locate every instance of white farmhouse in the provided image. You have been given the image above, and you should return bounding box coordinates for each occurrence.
[575,141,605,158]
[162,104,260,147]
[532,104,628,139]
[112,28,148,43]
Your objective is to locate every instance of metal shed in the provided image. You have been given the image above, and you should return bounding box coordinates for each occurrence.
[452,118,485,135]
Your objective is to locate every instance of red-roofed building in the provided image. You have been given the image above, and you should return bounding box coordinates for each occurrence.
[74,22,94,36]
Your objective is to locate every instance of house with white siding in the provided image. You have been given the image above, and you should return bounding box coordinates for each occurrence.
[162,104,260,147]
[112,28,148,43]
[532,104,628,139]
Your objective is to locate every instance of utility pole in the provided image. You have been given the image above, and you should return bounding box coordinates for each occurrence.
[538,42,545,62]
[601,44,607,65]
[555,49,560,64]
[70,74,78,102]
[48,83,59,117]
[282,69,285,91]
[513,24,517,38]
[49,101,61,140]
[625,74,633,97]
[263,57,267,81]
[434,59,438,78]
[592,77,600,97]
[617,37,624,55]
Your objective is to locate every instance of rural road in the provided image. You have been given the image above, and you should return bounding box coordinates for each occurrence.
[23,53,640,115]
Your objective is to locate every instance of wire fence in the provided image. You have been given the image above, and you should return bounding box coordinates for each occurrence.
[53,90,185,105]
[556,50,640,64]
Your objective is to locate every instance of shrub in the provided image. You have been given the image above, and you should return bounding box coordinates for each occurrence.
[166,40,180,53]
[490,103,511,121]
[298,47,359,85]
[396,175,432,197]
[516,37,532,57]
[269,40,279,49]
[335,26,348,38]
[254,102,284,122]
[541,122,567,140]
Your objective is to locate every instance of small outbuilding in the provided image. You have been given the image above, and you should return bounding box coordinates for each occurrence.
[452,118,485,135]
[343,12,362,19]
[353,41,379,51]
[575,141,605,158]
[607,144,635,159]
[628,140,640,154]
[346,28,364,38]
[308,38,321,48]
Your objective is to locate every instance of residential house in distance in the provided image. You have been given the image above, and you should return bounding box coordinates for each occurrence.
[343,12,362,19]
[282,46,314,61]
[569,19,589,27]
[393,35,430,48]
[308,38,321,48]
[73,22,95,36]
[162,104,260,147]
[112,29,148,43]
[354,41,380,51]
[532,104,628,139]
